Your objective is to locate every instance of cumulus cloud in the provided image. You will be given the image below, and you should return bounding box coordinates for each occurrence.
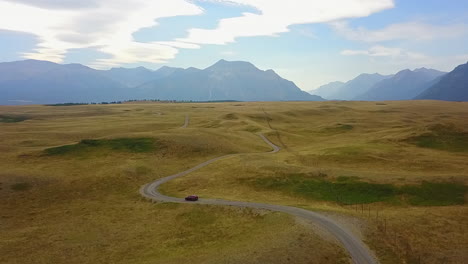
[178,0,394,45]
[331,20,468,42]
[0,0,394,67]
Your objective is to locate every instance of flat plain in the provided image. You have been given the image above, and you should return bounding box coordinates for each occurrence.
[1,100,467,264]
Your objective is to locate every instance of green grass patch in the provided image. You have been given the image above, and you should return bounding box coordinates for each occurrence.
[243,174,466,206]
[0,115,29,123]
[407,124,468,152]
[324,146,365,156]
[244,125,261,133]
[320,123,354,134]
[11,182,32,191]
[45,138,161,156]
[335,176,361,182]
[176,208,217,227]
[400,182,467,206]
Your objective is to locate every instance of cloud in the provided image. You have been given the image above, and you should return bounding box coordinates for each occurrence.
[3,0,99,9]
[0,0,394,67]
[331,20,468,42]
[178,0,394,45]
[342,45,428,59]
[0,0,202,67]
[340,45,439,68]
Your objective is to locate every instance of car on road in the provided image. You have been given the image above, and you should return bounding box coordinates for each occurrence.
[185,195,199,201]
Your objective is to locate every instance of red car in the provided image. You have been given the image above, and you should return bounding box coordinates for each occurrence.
[185,195,199,201]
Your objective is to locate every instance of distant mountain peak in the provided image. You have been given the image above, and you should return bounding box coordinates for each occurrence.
[414,67,428,72]
[186,67,201,72]
[206,59,259,72]
[354,72,386,80]
[159,65,175,70]
[396,69,412,74]
[265,69,278,75]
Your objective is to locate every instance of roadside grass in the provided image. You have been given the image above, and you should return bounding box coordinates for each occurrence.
[243,174,466,206]
[365,206,468,264]
[249,174,396,205]
[0,115,28,123]
[44,138,161,156]
[400,181,467,206]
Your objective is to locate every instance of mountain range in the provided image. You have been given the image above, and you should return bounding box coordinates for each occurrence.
[416,62,468,101]
[310,73,392,100]
[101,66,182,87]
[354,68,446,101]
[1,59,467,105]
[135,60,319,101]
[310,62,467,102]
[0,59,323,105]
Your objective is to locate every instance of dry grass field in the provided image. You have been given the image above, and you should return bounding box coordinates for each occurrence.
[1,100,467,263]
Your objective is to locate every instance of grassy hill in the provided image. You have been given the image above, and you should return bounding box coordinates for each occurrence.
[1,101,467,264]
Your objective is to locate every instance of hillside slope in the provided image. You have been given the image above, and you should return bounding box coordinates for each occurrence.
[356,68,445,101]
[416,62,468,101]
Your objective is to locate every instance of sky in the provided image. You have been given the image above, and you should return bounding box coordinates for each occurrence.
[0,0,467,90]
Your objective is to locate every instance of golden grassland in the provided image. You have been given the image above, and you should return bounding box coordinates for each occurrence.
[1,100,467,264]
[0,102,348,264]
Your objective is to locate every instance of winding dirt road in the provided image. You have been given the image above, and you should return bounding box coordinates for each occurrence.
[140,119,378,264]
